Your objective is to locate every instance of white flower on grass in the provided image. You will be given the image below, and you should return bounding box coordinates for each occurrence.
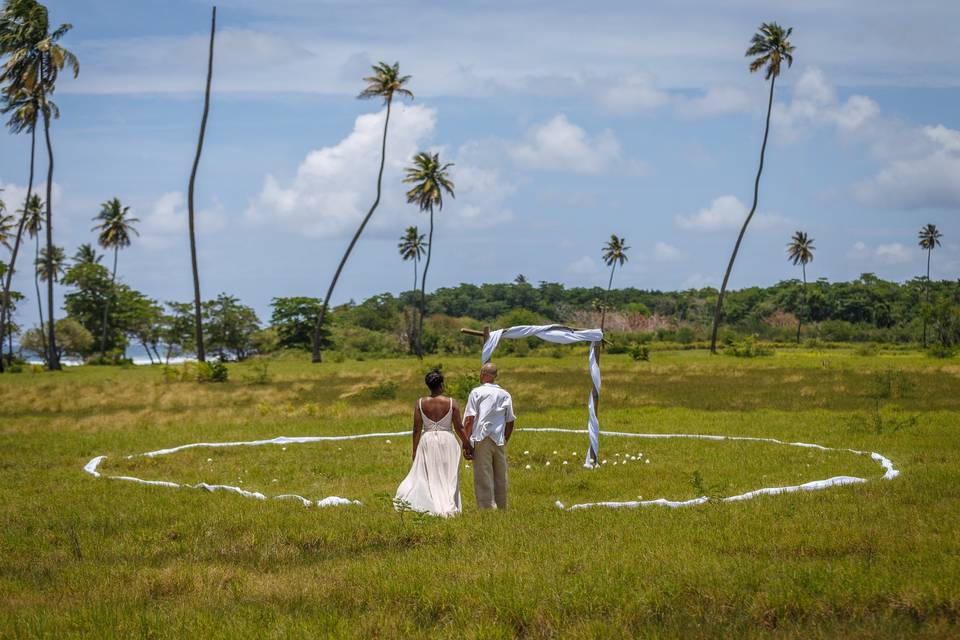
[281,447,287,451]
[206,458,212,462]
[563,461,569,465]
[615,453,620,457]
[525,464,532,470]
[613,461,618,466]
[571,452,576,456]
[546,461,551,466]
[553,450,558,455]
[602,460,608,465]
[271,479,278,483]
[630,456,637,461]
[524,450,530,455]
[386,440,392,444]
[465,464,471,469]
[645,459,650,464]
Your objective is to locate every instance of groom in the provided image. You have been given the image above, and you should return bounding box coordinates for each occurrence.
[463,362,516,510]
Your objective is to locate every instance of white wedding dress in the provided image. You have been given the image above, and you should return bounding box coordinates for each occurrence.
[394,398,462,517]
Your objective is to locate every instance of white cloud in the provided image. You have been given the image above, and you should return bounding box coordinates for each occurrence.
[855,124,960,209]
[246,104,514,237]
[245,104,436,238]
[140,191,227,248]
[567,255,600,276]
[772,67,881,142]
[848,240,912,265]
[0,180,62,215]
[652,241,684,262]
[510,115,624,175]
[674,195,789,233]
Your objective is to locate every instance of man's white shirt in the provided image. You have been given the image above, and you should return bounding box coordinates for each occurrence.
[464,382,516,446]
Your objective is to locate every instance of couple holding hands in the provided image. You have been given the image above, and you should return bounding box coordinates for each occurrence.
[394,363,515,516]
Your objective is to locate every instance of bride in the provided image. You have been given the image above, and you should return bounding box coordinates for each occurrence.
[394,369,473,517]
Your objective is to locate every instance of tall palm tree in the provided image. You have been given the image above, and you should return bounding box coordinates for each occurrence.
[0,0,79,370]
[0,89,40,372]
[187,6,216,363]
[398,225,426,354]
[404,151,454,358]
[709,22,794,353]
[0,202,13,250]
[918,223,943,347]
[92,197,139,357]
[600,235,629,332]
[22,193,45,355]
[786,230,815,343]
[312,62,413,363]
[73,242,101,265]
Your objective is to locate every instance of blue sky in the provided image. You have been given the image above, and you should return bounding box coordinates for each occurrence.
[2,0,959,326]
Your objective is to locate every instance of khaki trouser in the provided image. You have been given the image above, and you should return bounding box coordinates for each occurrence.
[472,437,508,510]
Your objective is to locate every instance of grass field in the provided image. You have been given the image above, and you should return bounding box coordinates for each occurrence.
[1,349,958,638]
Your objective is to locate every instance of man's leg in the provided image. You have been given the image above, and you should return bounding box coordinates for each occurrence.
[472,438,496,510]
[492,444,508,510]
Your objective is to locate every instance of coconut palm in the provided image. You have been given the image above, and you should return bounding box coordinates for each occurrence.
[187,6,215,363]
[398,225,426,353]
[398,226,426,294]
[1,0,79,370]
[35,244,64,283]
[0,203,13,251]
[312,61,413,363]
[0,88,41,372]
[918,223,943,347]
[92,198,139,357]
[404,151,454,358]
[709,22,795,353]
[786,230,815,343]
[73,242,101,265]
[22,194,45,355]
[600,235,629,332]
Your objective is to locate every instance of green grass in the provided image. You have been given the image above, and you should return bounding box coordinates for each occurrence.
[1,349,959,638]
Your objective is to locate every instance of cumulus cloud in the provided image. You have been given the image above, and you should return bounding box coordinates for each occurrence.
[139,191,227,248]
[245,104,435,238]
[674,195,789,233]
[510,115,625,175]
[854,124,960,209]
[246,104,514,237]
[848,241,913,265]
[772,67,881,142]
[0,180,62,214]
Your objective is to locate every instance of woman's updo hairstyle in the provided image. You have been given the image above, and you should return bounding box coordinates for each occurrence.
[424,369,444,393]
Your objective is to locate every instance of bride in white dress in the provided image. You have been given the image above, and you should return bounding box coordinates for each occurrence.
[395,370,473,517]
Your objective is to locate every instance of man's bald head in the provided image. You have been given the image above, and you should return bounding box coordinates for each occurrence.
[480,362,498,382]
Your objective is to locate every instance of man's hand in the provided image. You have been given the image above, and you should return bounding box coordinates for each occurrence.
[463,443,474,461]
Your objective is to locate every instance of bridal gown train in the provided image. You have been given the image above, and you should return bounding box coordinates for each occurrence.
[394,398,462,517]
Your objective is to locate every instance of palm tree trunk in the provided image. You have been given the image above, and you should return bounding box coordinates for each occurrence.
[709,75,777,353]
[188,6,216,364]
[0,127,36,374]
[417,207,435,360]
[312,96,393,363]
[34,234,46,357]
[922,247,931,348]
[42,106,59,370]
[99,246,118,358]
[410,257,418,353]
[601,263,616,333]
[796,262,806,343]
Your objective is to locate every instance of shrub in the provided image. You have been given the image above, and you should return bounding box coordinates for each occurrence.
[447,372,477,404]
[242,359,272,385]
[366,381,398,400]
[927,344,955,359]
[628,343,650,361]
[724,335,773,358]
[854,344,879,357]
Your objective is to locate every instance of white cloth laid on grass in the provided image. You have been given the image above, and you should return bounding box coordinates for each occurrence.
[481,324,603,467]
[394,398,462,517]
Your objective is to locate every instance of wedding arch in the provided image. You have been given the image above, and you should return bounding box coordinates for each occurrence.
[461,324,604,468]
